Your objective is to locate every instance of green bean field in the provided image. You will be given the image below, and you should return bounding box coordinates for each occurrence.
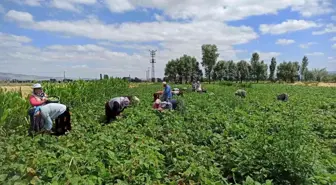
[0,79,335,185]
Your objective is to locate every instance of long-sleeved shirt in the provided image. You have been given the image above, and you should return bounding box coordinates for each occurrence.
[29,93,47,107]
[108,97,129,112]
[40,103,66,130]
[197,83,202,91]
[29,95,45,107]
[162,85,172,101]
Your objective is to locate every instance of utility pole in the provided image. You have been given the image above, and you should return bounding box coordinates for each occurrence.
[145,68,148,81]
[146,67,150,81]
[149,50,157,82]
[63,71,66,80]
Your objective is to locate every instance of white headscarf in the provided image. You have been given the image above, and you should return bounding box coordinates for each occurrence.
[121,97,130,108]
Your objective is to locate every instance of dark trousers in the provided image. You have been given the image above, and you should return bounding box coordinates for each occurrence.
[54,107,71,135]
[171,99,178,110]
[28,108,44,135]
[105,102,120,123]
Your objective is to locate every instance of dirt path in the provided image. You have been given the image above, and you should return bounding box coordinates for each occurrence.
[317,83,336,87]
[293,82,336,87]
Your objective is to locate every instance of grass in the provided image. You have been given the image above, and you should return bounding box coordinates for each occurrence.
[0,79,335,184]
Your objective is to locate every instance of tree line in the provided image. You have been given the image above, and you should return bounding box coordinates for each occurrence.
[164,44,335,83]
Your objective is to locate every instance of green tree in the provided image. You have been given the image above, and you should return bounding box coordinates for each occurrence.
[164,59,179,82]
[165,55,202,83]
[301,56,309,81]
[250,52,268,83]
[250,52,260,81]
[179,55,199,83]
[311,68,328,82]
[260,60,268,81]
[269,57,277,82]
[304,70,314,81]
[237,60,250,83]
[276,61,300,83]
[201,44,219,83]
[103,74,109,79]
[212,60,227,81]
[227,60,237,81]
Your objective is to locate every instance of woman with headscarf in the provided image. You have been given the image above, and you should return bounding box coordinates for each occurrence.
[104,96,140,123]
[28,83,49,135]
[29,83,48,107]
[152,98,178,112]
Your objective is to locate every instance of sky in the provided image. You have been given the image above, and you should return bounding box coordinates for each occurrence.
[0,0,335,79]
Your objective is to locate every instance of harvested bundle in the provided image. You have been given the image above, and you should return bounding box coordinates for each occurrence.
[277,93,289,102]
[235,89,246,98]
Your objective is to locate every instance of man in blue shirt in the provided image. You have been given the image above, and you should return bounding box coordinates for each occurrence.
[162,81,172,101]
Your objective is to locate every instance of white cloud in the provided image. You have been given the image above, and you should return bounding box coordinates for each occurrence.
[6,0,334,20]
[105,0,134,13]
[5,10,34,23]
[0,5,5,14]
[97,41,157,51]
[332,44,336,49]
[252,51,281,61]
[0,32,32,43]
[1,7,259,78]
[24,0,42,6]
[50,0,97,12]
[0,32,148,78]
[103,0,332,21]
[299,42,317,49]
[11,0,42,6]
[312,24,336,35]
[260,20,319,35]
[331,37,336,42]
[291,0,334,17]
[72,64,88,68]
[5,10,258,44]
[3,0,335,77]
[154,14,165,22]
[275,39,295,45]
[332,16,336,21]
[306,52,324,56]
[328,57,336,63]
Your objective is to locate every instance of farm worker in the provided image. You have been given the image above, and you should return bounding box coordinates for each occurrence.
[153,98,177,112]
[28,83,49,135]
[153,91,163,102]
[172,88,184,97]
[29,83,48,107]
[172,88,179,95]
[33,103,71,134]
[277,93,289,102]
[105,96,140,123]
[192,81,197,91]
[161,81,172,101]
[235,89,246,98]
[196,81,202,92]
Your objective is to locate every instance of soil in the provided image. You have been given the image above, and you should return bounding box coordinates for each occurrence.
[293,82,336,87]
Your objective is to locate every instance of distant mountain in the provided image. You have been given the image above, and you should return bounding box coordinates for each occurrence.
[328,71,336,74]
[0,72,63,81]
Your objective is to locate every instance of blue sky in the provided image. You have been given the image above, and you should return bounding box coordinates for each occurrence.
[0,0,335,79]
